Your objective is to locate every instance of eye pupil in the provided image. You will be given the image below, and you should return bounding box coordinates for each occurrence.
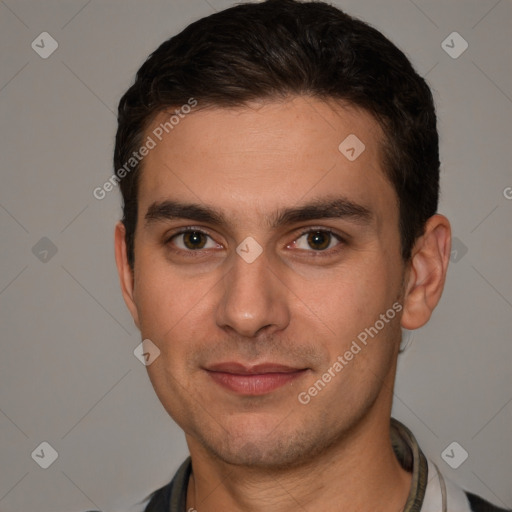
[183,231,207,249]
[307,231,330,250]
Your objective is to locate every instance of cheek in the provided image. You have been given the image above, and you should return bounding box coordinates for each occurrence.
[133,271,175,335]
[306,263,386,321]
[303,261,401,360]
[133,252,209,335]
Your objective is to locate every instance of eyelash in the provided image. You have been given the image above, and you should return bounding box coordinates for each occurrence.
[293,227,345,255]
[164,227,219,258]
[165,226,346,257]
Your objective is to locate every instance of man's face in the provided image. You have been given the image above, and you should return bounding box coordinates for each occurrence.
[125,96,407,467]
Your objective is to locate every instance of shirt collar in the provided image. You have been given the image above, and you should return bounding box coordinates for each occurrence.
[391,418,429,511]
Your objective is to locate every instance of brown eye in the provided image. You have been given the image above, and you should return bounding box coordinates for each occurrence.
[182,231,207,249]
[306,231,331,250]
[170,230,218,251]
[290,229,342,253]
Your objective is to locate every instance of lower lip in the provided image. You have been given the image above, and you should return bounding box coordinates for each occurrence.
[207,370,306,395]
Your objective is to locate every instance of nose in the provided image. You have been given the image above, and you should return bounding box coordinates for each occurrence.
[215,249,290,338]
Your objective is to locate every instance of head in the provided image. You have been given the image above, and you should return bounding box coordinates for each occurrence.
[114,0,450,469]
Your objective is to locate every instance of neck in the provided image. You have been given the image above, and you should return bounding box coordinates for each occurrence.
[185,409,412,512]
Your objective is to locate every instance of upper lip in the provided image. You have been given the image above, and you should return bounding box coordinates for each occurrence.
[205,362,304,374]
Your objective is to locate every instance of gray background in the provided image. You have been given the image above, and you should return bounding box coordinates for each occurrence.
[0,0,511,511]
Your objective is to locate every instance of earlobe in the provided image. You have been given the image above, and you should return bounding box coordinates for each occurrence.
[401,214,451,330]
[114,222,140,329]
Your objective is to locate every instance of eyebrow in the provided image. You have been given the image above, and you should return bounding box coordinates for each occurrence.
[144,197,373,229]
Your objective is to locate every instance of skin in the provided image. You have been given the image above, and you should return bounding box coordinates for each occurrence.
[115,96,451,512]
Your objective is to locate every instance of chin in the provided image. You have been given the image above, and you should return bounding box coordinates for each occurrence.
[211,438,308,469]
[194,415,329,470]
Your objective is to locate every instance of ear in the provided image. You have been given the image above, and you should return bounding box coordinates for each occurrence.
[114,221,140,329]
[401,214,451,330]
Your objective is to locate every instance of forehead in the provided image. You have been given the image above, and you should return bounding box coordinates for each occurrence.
[137,96,394,224]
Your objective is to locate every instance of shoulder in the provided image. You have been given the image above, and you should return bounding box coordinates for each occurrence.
[465,491,512,512]
[422,458,510,512]
[143,457,192,512]
[143,481,172,512]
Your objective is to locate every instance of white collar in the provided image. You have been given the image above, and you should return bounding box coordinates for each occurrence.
[421,458,472,512]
